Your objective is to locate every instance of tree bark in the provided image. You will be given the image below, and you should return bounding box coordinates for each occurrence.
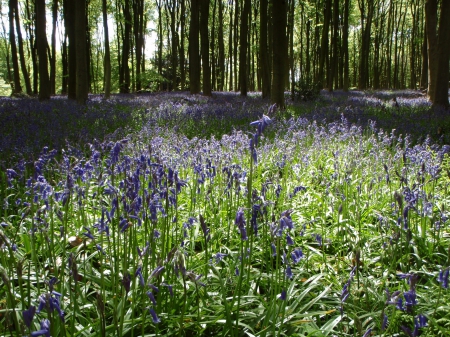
[319,0,331,88]
[35,0,50,100]
[343,0,349,91]
[189,0,201,94]
[9,0,22,94]
[75,0,88,104]
[425,0,438,101]
[50,0,58,95]
[64,0,76,99]
[218,0,225,91]
[431,0,450,108]
[260,0,270,98]
[103,0,111,98]
[271,0,287,109]
[14,0,32,94]
[200,0,211,96]
[239,0,250,96]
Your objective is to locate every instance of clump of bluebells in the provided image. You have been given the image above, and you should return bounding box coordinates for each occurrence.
[1,91,450,336]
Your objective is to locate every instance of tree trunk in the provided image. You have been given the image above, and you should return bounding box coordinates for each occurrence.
[75,0,88,104]
[239,0,250,96]
[103,0,111,98]
[343,0,349,91]
[14,0,32,94]
[9,0,22,94]
[50,0,58,95]
[271,0,287,109]
[200,0,211,96]
[420,24,428,90]
[329,0,339,91]
[180,0,186,90]
[431,0,450,108]
[218,0,225,91]
[319,0,332,88]
[189,0,201,94]
[35,0,50,100]
[120,0,131,93]
[64,0,76,99]
[425,0,438,101]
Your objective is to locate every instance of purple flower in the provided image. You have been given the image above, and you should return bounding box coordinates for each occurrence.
[149,265,165,279]
[135,266,145,287]
[438,268,449,289]
[286,265,293,280]
[31,319,50,337]
[279,289,287,300]
[214,252,227,264]
[271,243,277,256]
[146,291,157,305]
[362,328,372,337]
[286,234,294,246]
[82,227,95,240]
[148,307,161,324]
[382,313,388,331]
[291,248,303,264]
[22,305,36,328]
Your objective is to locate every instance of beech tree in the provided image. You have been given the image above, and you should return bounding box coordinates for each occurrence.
[35,0,50,100]
[271,0,287,109]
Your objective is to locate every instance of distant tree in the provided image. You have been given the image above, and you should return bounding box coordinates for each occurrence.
[64,0,76,99]
[425,0,450,108]
[200,0,211,96]
[35,0,50,100]
[260,0,270,98]
[50,0,58,95]
[75,0,88,104]
[239,0,250,96]
[103,0,111,98]
[189,0,201,94]
[271,0,287,109]
[13,0,31,94]
[8,0,21,94]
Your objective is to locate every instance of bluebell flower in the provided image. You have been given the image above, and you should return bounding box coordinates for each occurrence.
[31,319,50,337]
[22,305,36,328]
[286,234,294,246]
[96,244,106,255]
[286,265,293,280]
[149,266,165,279]
[438,268,449,289]
[135,266,145,287]
[214,253,227,264]
[279,289,287,300]
[315,234,322,247]
[404,290,417,311]
[382,313,388,331]
[146,291,157,305]
[148,307,161,324]
[161,283,173,297]
[271,243,277,256]
[291,248,303,264]
[362,328,372,337]
[82,227,95,240]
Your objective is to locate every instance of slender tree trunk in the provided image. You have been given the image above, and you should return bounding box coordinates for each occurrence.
[343,0,349,91]
[420,24,428,90]
[260,0,270,98]
[64,0,76,99]
[50,0,58,95]
[120,0,131,93]
[35,0,50,100]
[14,0,32,94]
[1,11,13,91]
[228,2,233,91]
[425,0,438,101]
[239,0,250,96]
[9,0,22,94]
[330,0,339,91]
[233,0,239,91]
[75,0,88,104]
[200,0,211,96]
[102,0,111,98]
[180,0,186,90]
[218,0,225,91]
[211,0,217,90]
[288,0,295,97]
[189,0,201,94]
[319,0,332,88]
[271,0,287,109]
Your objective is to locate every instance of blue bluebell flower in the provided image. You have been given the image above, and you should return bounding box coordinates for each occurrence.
[362,328,372,337]
[146,291,157,305]
[31,319,50,337]
[148,307,161,324]
[279,289,287,300]
[22,305,36,328]
[291,248,303,264]
[286,265,293,280]
[438,268,449,289]
[135,266,145,287]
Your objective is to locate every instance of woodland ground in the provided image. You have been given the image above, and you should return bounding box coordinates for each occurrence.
[0,90,450,337]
